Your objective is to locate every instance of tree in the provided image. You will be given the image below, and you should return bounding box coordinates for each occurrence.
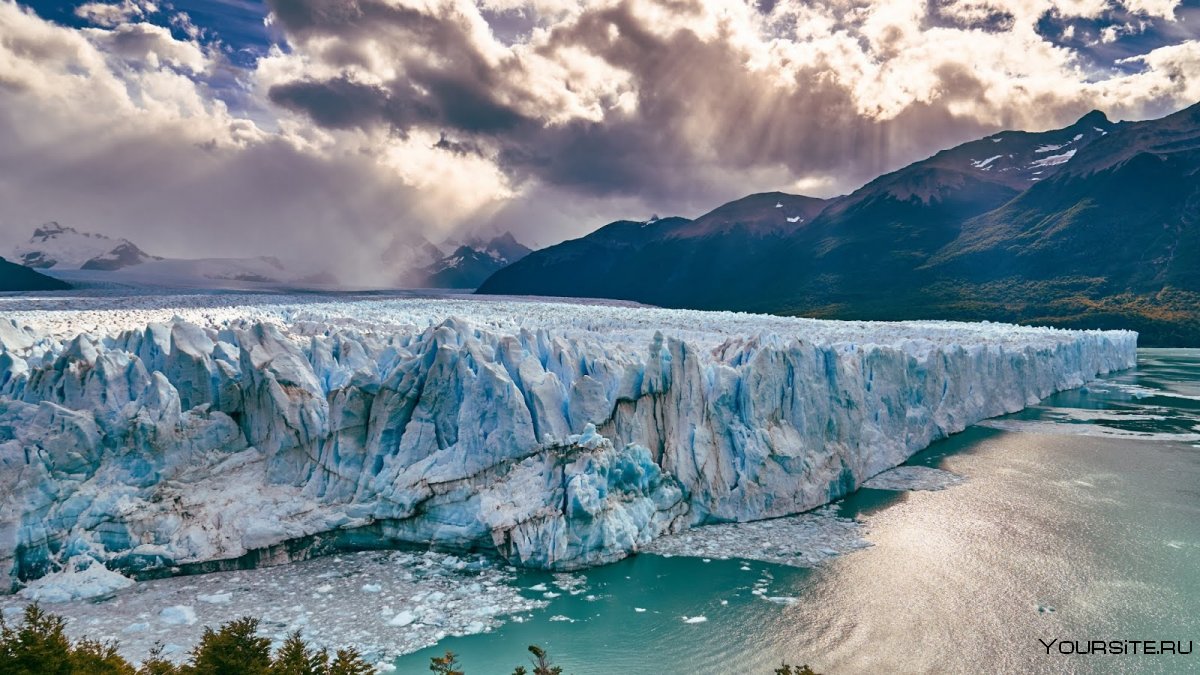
[521,645,562,675]
[0,604,74,675]
[270,632,328,675]
[138,643,181,675]
[429,650,464,675]
[326,648,374,675]
[182,617,272,675]
[67,638,137,675]
[4,603,823,675]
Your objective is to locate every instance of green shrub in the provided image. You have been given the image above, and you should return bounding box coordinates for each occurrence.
[0,606,372,675]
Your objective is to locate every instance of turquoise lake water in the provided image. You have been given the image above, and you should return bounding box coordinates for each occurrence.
[395,349,1200,674]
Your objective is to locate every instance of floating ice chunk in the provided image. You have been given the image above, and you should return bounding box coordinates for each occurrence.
[0,550,541,668]
[17,560,133,603]
[774,202,782,208]
[388,611,416,627]
[634,607,646,613]
[766,596,798,605]
[552,574,587,593]
[543,591,561,599]
[549,615,575,622]
[159,606,197,625]
[682,615,708,624]
[786,216,801,223]
[645,507,870,568]
[197,592,232,604]
[123,622,150,633]
[978,419,1200,442]
[362,584,382,593]
[862,466,965,491]
[528,583,548,592]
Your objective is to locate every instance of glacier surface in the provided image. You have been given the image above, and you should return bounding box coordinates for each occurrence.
[0,294,1136,588]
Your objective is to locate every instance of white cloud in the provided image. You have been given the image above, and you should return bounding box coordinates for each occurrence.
[74,0,157,28]
[0,0,1198,271]
[1121,0,1181,19]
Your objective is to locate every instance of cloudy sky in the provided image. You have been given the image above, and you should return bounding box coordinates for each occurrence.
[1,0,1198,278]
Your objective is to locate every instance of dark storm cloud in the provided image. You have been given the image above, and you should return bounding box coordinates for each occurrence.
[263,0,1012,205]
[433,132,484,156]
[258,0,857,203]
[269,76,410,129]
[267,0,533,134]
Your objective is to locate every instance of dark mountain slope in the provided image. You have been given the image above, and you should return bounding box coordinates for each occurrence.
[0,257,71,291]
[477,193,834,306]
[479,103,1200,344]
[917,102,1200,344]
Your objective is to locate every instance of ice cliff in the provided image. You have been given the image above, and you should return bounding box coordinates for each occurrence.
[0,295,1137,589]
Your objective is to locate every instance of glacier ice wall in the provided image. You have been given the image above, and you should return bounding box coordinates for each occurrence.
[0,296,1137,587]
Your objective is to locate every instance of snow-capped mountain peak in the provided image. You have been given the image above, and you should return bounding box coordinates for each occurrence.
[417,231,533,288]
[12,222,155,271]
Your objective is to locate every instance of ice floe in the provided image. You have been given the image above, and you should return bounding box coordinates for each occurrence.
[0,549,544,666]
[977,419,1200,442]
[159,606,197,626]
[862,466,965,491]
[642,507,870,568]
[16,558,134,603]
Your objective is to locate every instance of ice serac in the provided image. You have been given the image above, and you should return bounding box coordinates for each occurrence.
[0,297,1137,588]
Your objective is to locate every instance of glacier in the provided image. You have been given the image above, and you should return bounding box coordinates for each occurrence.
[0,294,1137,590]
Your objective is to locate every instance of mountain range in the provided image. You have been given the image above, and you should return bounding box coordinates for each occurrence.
[478,103,1200,346]
[388,232,533,289]
[2,222,533,292]
[13,222,158,271]
[5,223,322,288]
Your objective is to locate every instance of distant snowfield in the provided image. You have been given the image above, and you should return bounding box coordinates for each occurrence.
[0,290,1134,354]
[0,292,1136,642]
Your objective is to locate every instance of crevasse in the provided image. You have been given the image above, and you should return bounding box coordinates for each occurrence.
[0,296,1137,589]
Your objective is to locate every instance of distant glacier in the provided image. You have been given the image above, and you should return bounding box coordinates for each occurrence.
[0,294,1136,590]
